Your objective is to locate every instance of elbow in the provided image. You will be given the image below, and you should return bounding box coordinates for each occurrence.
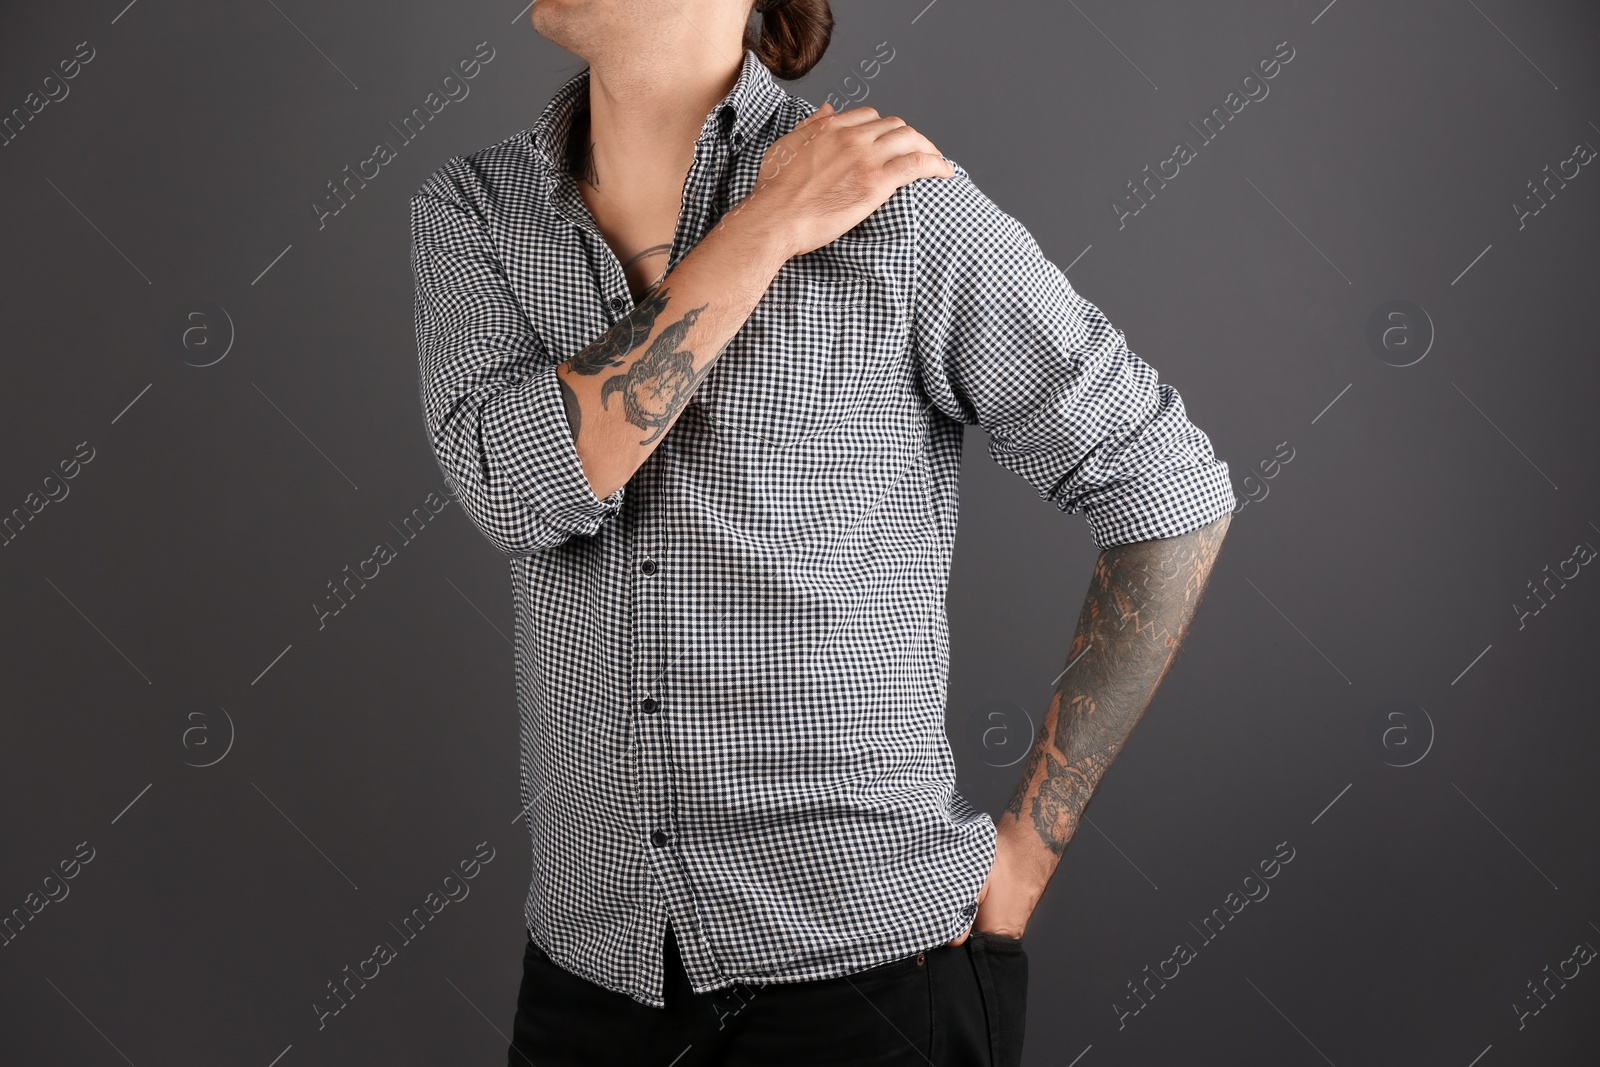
[427,418,575,560]
[454,480,587,560]
[421,374,626,558]
[441,466,570,560]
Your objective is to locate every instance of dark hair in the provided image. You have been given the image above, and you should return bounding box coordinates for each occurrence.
[746,0,833,80]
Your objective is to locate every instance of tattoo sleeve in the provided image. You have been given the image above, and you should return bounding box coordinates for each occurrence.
[568,289,672,377]
[597,302,713,446]
[1003,512,1232,859]
[555,285,718,446]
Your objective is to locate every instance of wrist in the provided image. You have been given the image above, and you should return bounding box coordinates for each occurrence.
[994,812,1061,901]
[713,198,797,268]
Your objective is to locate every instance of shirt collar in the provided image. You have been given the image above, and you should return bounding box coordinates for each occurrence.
[528,47,787,170]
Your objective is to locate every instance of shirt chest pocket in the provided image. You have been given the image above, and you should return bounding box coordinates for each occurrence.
[694,268,903,448]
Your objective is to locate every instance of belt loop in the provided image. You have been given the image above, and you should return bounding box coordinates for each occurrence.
[968,936,1004,1065]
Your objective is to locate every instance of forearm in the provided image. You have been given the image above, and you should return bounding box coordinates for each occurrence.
[1000,511,1232,895]
[558,212,794,498]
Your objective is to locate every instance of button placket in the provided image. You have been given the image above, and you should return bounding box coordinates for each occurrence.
[634,454,674,876]
[624,109,726,985]
[559,185,632,324]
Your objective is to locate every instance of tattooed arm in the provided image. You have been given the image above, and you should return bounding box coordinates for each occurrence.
[555,215,790,498]
[958,511,1232,942]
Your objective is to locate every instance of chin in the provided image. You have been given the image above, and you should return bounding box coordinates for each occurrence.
[529,0,590,50]
[531,0,634,58]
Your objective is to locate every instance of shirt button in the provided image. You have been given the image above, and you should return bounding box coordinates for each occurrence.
[650,829,671,848]
[641,696,659,714]
[608,296,626,312]
[640,557,658,576]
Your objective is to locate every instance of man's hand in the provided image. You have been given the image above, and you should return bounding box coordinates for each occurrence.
[724,101,954,260]
[947,821,1050,945]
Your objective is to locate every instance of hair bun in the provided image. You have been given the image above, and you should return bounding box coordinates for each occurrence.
[747,0,832,80]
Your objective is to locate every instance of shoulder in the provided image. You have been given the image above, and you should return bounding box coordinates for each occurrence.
[909,158,1041,264]
[412,131,547,221]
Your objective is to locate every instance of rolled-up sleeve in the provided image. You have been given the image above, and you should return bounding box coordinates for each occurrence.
[411,164,624,557]
[909,161,1235,551]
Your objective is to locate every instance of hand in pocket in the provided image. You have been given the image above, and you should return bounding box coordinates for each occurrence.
[948,830,1041,945]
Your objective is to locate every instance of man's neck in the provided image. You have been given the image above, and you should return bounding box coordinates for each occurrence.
[578,51,742,194]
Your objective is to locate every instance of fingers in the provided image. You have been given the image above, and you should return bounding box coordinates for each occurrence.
[862,123,952,181]
[800,105,938,157]
[884,151,955,185]
[797,100,887,134]
[869,122,938,157]
[771,104,953,197]
[823,104,892,129]
[857,115,911,140]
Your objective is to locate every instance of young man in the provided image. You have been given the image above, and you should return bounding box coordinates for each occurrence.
[409,1,1233,1063]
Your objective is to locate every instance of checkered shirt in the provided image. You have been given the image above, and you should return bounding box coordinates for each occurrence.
[410,47,1235,1007]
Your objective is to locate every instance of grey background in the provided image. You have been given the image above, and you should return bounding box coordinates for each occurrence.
[2,0,1597,1063]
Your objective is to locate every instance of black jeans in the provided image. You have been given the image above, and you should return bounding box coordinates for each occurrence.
[507,924,1028,1066]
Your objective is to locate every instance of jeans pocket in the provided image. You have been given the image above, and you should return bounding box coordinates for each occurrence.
[968,934,1029,1067]
[972,930,1025,950]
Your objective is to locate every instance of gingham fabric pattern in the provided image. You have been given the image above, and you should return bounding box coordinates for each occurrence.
[410,48,1235,1009]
